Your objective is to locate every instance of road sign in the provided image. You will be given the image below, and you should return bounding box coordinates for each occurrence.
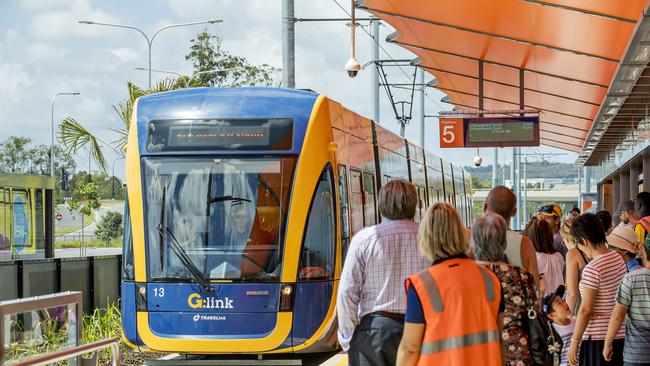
[439,116,540,148]
[56,213,63,221]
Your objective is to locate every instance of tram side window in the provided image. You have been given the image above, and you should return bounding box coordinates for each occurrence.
[415,186,426,222]
[363,172,376,226]
[349,169,364,236]
[337,165,350,260]
[122,195,134,280]
[298,167,335,281]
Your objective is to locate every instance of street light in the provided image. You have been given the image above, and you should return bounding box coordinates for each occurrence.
[79,19,223,88]
[112,156,125,200]
[51,92,80,177]
[134,67,244,88]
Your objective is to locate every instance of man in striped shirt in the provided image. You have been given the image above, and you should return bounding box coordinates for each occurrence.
[604,242,650,365]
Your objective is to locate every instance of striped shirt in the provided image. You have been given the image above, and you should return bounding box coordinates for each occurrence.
[552,317,575,366]
[336,219,430,351]
[617,267,650,363]
[579,250,627,340]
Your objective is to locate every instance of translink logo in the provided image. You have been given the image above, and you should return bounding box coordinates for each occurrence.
[187,293,234,309]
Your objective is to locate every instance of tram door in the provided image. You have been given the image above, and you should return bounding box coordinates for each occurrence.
[350,170,364,236]
[362,172,376,227]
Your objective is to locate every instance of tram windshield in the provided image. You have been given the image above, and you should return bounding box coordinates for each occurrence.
[143,157,296,282]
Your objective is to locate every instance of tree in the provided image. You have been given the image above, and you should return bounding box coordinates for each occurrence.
[67,182,101,244]
[0,136,31,173]
[95,211,123,246]
[185,30,280,87]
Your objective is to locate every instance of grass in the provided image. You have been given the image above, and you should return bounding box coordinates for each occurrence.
[5,302,123,364]
[55,238,121,249]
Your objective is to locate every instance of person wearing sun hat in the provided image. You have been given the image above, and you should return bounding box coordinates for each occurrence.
[607,225,642,272]
[538,203,567,258]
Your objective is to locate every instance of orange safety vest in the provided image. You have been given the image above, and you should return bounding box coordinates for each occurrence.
[406,258,502,366]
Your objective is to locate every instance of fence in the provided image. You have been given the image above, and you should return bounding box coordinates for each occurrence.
[54,234,98,243]
[0,256,121,313]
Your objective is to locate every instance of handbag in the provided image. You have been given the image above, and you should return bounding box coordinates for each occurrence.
[514,267,561,366]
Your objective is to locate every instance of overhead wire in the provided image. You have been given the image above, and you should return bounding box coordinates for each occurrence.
[329,0,447,112]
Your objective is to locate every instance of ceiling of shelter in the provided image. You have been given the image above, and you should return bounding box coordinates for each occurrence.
[359,0,650,156]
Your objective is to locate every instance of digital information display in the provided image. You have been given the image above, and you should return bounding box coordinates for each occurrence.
[439,116,539,148]
[147,119,293,152]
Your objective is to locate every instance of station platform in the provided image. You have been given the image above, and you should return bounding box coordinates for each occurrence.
[142,353,347,366]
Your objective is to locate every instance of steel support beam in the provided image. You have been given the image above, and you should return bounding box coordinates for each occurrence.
[644,151,650,193]
[620,168,630,202]
[613,174,621,214]
[630,163,639,199]
[391,40,609,88]
[370,8,620,62]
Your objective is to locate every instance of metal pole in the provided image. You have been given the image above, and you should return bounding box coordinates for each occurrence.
[371,19,380,124]
[510,148,516,228]
[516,148,522,229]
[419,68,425,148]
[584,166,591,193]
[282,0,295,88]
[50,92,80,177]
[523,155,528,224]
[50,96,56,178]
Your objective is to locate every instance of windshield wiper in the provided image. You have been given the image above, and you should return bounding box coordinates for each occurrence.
[155,224,213,293]
[209,195,252,204]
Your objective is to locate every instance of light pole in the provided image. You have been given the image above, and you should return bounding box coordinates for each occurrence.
[112,157,125,200]
[79,19,223,88]
[51,92,80,177]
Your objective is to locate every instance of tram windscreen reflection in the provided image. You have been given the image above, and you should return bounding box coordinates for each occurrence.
[143,157,296,281]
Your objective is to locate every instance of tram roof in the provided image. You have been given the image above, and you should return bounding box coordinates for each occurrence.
[359,0,650,165]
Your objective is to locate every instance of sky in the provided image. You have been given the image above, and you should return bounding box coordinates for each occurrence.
[0,0,578,180]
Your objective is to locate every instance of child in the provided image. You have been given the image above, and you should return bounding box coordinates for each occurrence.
[543,285,576,366]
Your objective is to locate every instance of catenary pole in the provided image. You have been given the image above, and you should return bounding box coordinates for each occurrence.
[371,19,380,124]
[282,0,295,88]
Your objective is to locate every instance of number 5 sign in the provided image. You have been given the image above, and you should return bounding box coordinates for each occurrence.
[439,118,464,148]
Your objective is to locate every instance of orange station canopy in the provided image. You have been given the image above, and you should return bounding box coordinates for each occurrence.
[359,0,650,158]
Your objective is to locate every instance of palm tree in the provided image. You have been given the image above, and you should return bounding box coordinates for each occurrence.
[58,77,182,172]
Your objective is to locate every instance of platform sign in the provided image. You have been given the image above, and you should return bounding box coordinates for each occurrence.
[439,116,540,148]
[439,118,465,148]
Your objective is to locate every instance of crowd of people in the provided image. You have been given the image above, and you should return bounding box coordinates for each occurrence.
[337,180,650,366]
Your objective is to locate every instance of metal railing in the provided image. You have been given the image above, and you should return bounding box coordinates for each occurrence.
[8,338,120,366]
[1,292,83,365]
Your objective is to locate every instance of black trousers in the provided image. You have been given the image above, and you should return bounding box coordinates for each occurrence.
[579,337,624,366]
[348,315,404,366]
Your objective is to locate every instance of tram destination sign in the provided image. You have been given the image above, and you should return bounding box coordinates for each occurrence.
[147,118,294,152]
[439,116,539,148]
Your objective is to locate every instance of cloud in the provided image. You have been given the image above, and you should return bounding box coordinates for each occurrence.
[25,43,70,61]
[28,0,121,40]
[18,0,70,12]
[106,47,139,62]
[0,63,35,94]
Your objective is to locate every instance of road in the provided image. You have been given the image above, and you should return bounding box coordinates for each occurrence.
[55,201,124,242]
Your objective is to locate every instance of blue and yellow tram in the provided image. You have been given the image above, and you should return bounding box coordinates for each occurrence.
[121,87,472,354]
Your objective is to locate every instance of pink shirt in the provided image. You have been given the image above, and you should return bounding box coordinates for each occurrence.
[536,251,565,295]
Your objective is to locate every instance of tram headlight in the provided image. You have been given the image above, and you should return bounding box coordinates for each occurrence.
[279,283,295,312]
[136,283,148,311]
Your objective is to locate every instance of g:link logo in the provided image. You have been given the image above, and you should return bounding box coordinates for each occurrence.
[187,293,234,309]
